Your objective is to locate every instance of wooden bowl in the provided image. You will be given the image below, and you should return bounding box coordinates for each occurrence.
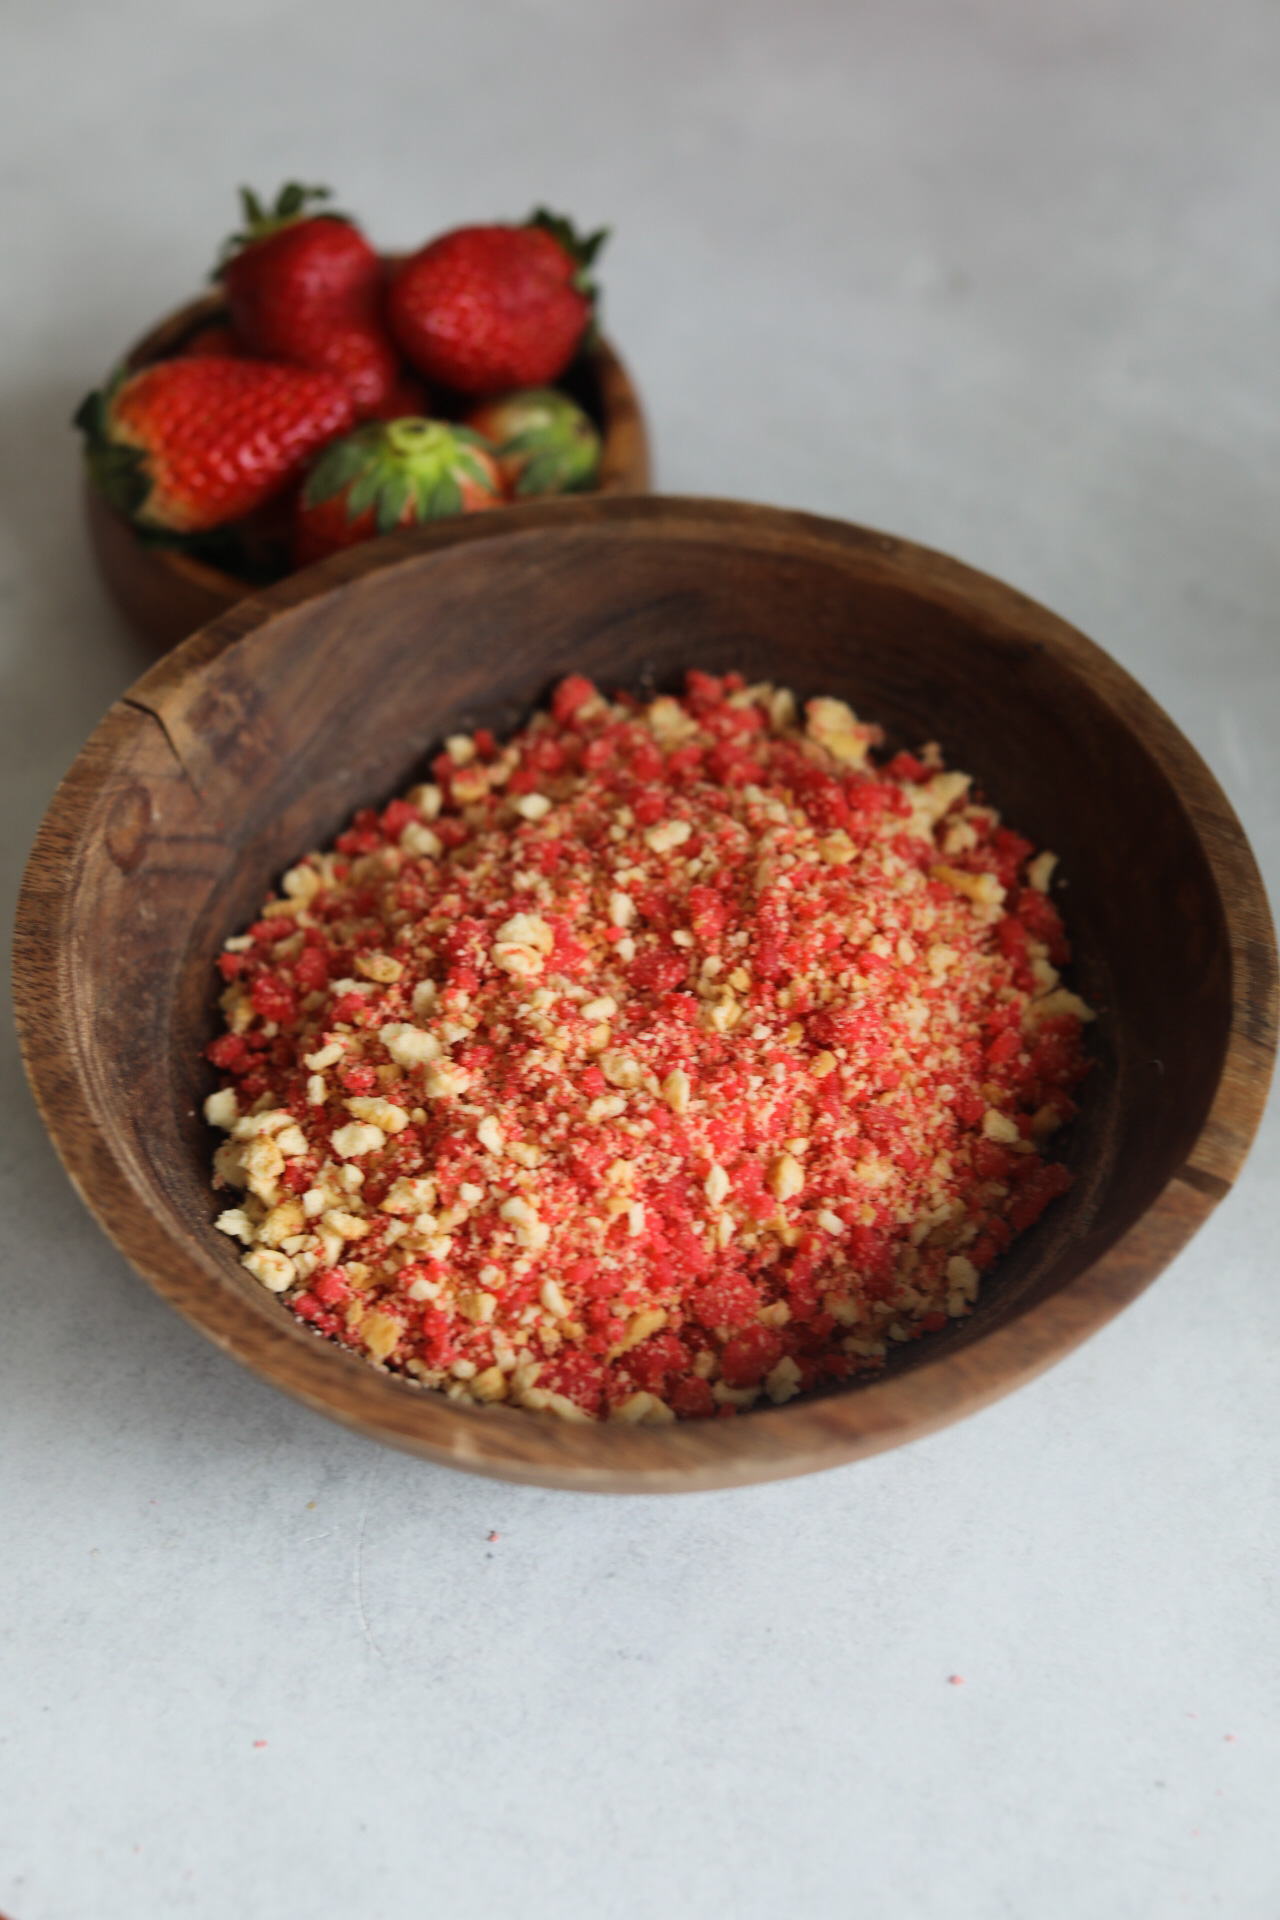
[15,497,1277,1492]
[81,280,652,654]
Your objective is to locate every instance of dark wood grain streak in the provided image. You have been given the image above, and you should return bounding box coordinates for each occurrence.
[1174,1163,1231,1201]
[15,497,1277,1491]
[82,279,651,655]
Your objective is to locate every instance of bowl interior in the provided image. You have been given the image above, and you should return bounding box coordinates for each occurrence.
[27,498,1258,1487]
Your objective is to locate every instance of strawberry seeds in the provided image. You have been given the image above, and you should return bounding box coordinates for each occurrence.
[204,671,1094,1425]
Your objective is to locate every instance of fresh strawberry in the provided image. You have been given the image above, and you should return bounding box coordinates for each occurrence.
[465,387,600,495]
[388,209,608,396]
[293,417,502,567]
[218,183,399,417]
[180,322,241,357]
[75,356,356,534]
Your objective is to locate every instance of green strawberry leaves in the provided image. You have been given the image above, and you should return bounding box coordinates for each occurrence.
[343,457,389,523]
[245,182,333,227]
[302,418,500,533]
[73,380,152,520]
[302,429,379,508]
[515,445,592,496]
[528,208,609,273]
[473,388,601,496]
[526,208,609,312]
[413,470,462,521]
[215,181,351,274]
[374,470,412,535]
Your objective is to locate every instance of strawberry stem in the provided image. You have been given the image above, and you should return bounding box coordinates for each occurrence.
[214,181,349,275]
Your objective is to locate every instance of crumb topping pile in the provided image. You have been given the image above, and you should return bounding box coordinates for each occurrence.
[204,670,1094,1424]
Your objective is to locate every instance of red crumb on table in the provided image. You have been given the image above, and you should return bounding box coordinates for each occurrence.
[488,1530,500,1542]
[947,1674,964,1686]
[203,671,1094,1424]
[253,1740,268,1749]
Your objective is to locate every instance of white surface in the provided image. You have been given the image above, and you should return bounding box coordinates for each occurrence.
[2,3,1278,1915]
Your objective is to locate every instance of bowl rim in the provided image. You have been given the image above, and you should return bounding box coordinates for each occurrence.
[16,495,1279,1490]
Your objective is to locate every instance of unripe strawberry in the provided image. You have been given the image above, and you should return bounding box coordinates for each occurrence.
[293,417,502,567]
[465,387,600,496]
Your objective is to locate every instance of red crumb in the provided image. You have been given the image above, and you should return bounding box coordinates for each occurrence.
[204,672,1093,1425]
[488,1530,500,1542]
[253,1740,268,1749]
[948,1674,964,1686]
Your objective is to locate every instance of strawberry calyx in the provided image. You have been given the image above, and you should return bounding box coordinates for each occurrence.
[302,418,497,529]
[215,181,351,274]
[526,207,609,307]
[73,378,151,519]
[468,388,600,496]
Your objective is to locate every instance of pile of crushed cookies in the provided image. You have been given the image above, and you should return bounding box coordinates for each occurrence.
[203,669,1094,1424]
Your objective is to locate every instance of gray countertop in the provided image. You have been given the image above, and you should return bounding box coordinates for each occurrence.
[2,3,1277,1915]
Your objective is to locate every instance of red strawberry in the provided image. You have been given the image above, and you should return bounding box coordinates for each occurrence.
[388,209,607,396]
[293,417,503,567]
[465,387,600,496]
[180,323,241,358]
[75,357,356,533]
[219,183,399,417]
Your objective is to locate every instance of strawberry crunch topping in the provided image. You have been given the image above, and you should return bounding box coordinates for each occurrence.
[204,671,1094,1424]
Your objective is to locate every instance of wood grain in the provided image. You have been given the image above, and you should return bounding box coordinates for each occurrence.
[15,497,1277,1490]
[82,279,652,654]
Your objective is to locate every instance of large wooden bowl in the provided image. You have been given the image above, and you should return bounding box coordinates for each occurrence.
[82,281,651,654]
[15,497,1277,1491]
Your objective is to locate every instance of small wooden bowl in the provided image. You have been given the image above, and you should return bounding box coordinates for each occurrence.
[82,280,652,654]
[15,498,1277,1491]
